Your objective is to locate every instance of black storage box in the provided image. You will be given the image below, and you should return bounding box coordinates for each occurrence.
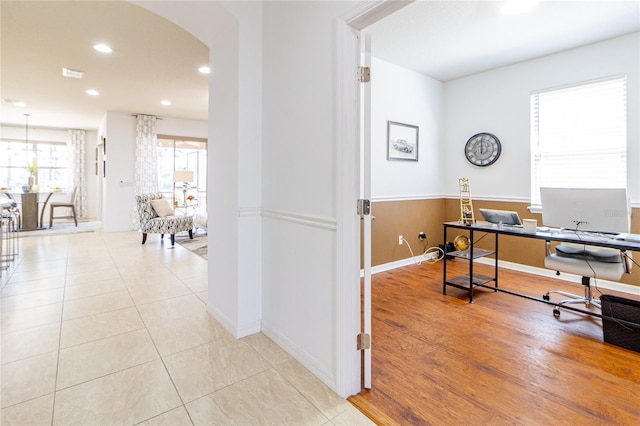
[600,294,640,353]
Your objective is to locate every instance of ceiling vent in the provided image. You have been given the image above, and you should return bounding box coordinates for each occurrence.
[62,67,84,79]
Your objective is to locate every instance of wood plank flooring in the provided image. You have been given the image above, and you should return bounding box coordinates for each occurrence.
[349,259,640,425]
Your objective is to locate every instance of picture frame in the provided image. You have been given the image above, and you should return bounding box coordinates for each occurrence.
[387,121,419,161]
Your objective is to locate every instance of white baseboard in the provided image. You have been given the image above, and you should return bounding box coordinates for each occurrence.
[207,306,237,337]
[369,256,421,275]
[237,320,262,339]
[207,306,262,339]
[261,322,337,391]
[365,256,640,296]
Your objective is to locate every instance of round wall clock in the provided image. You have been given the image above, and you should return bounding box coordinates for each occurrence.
[464,132,501,167]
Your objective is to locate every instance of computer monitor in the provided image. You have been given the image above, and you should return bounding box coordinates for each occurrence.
[479,208,522,226]
[540,187,630,234]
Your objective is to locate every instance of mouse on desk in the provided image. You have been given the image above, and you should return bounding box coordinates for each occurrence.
[537,226,550,231]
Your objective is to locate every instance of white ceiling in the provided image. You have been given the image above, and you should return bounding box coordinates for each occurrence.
[1,1,209,130]
[1,1,638,131]
[368,0,640,81]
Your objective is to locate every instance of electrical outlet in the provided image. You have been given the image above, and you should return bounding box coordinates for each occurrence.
[419,232,426,240]
[398,235,403,245]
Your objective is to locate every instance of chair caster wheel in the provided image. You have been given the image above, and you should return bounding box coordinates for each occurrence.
[542,294,550,301]
[553,308,560,317]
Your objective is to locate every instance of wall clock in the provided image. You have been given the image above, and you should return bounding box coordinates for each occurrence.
[464,132,501,167]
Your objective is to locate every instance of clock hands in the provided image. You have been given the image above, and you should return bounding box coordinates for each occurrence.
[465,133,501,166]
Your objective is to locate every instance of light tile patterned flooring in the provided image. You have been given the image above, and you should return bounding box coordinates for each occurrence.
[0,226,373,425]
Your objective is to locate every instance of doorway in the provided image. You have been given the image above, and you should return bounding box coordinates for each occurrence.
[337,0,415,398]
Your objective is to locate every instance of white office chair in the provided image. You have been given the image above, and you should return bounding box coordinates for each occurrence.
[543,242,631,317]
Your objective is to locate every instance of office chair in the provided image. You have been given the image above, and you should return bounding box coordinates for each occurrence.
[543,242,631,317]
[49,187,78,228]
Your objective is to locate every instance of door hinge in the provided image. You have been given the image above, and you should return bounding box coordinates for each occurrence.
[357,199,371,217]
[357,333,371,351]
[358,66,371,83]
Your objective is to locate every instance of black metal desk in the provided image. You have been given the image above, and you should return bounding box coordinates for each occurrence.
[442,221,640,317]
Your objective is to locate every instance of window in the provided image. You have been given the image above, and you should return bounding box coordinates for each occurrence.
[0,138,69,191]
[157,135,207,206]
[530,75,627,205]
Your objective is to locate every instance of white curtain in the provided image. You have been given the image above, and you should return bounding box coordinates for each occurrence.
[67,129,88,218]
[132,114,159,229]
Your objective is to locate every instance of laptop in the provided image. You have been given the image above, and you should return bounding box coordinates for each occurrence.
[479,208,523,227]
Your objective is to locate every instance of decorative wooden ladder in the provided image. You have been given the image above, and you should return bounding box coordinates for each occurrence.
[459,178,475,225]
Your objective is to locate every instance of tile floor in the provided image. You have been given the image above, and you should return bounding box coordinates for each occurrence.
[0,225,373,425]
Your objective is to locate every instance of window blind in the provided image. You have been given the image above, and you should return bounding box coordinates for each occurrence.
[530,75,627,205]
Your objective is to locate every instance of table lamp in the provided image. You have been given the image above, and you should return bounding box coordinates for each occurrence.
[174,170,194,205]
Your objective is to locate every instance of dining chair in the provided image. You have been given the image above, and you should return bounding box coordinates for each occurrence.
[49,187,78,228]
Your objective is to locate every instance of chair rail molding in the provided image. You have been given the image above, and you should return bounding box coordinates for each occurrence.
[260,208,336,231]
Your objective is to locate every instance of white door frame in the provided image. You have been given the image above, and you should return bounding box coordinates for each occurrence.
[335,0,414,398]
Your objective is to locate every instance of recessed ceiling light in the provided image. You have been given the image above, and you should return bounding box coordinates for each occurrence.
[161,100,171,106]
[62,67,85,79]
[198,66,211,75]
[500,0,539,16]
[86,89,100,96]
[93,43,113,53]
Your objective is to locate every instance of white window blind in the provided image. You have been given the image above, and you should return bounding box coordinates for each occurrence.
[530,75,627,205]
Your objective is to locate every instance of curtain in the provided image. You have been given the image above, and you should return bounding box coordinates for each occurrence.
[67,129,88,218]
[132,114,159,229]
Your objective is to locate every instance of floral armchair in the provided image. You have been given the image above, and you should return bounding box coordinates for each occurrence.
[135,193,193,246]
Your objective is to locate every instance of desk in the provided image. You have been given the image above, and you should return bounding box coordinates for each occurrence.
[442,221,640,317]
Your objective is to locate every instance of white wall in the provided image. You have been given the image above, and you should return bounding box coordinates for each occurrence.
[102,112,136,232]
[134,0,265,346]
[261,0,355,390]
[443,33,640,203]
[371,57,443,200]
[101,111,208,232]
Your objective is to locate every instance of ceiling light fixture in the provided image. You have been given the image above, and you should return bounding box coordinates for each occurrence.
[500,0,539,16]
[161,100,172,106]
[62,67,85,79]
[86,89,100,96]
[198,66,211,75]
[93,43,113,53]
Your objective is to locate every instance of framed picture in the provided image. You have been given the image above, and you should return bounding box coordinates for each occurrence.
[387,121,418,161]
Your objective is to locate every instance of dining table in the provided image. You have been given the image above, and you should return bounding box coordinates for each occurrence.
[4,190,55,231]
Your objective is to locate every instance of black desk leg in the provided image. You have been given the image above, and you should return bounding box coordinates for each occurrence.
[442,224,448,295]
[494,232,499,291]
[469,228,474,303]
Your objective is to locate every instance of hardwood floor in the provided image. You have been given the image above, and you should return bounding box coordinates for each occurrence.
[349,259,640,425]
